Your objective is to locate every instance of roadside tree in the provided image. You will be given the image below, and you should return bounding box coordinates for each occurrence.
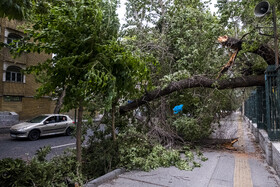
[4,0,149,174]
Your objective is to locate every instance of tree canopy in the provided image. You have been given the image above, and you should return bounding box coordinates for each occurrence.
[0,0,31,20]
[4,0,151,169]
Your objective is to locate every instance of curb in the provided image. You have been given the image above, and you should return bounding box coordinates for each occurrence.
[0,126,10,134]
[84,168,126,187]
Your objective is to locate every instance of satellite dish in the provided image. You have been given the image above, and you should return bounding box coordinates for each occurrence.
[254,1,270,17]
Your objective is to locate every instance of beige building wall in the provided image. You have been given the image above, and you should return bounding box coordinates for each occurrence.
[21,97,53,120]
[1,97,23,115]
[0,18,55,120]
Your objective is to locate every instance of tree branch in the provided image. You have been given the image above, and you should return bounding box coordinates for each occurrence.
[120,75,264,114]
[218,35,278,65]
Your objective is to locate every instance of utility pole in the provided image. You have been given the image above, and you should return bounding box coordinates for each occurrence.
[272,5,279,67]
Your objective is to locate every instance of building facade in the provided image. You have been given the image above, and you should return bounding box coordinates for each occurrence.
[0,18,55,120]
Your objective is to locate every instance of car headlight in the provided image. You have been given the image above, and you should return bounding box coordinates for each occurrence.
[13,128,28,132]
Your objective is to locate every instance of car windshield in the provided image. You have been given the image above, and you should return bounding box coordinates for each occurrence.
[27,116,48,123]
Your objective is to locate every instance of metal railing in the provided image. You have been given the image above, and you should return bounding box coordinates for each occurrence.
[256,86,267,130]
[244,65,280,140]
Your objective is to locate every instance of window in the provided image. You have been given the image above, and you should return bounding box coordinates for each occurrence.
[28,116,48,123]
[45,117,56,124]
[4,96,22,102]
[7,33,22,47]
[57,116,67,122]
[6,66,23,82]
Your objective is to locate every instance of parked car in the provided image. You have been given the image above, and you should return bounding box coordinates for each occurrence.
[10,114,75,141]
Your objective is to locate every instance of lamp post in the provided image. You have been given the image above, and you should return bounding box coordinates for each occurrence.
[272,5,279,67]
[254,1,279,68]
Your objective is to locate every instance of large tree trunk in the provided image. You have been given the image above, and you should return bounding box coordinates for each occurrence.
[111,103,117,141]
[120,75,264,114]
[76,104,83,174]
[53,86,67,114]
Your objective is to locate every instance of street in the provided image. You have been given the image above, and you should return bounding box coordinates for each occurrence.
[0,132,76,160]
[0,122,105,161]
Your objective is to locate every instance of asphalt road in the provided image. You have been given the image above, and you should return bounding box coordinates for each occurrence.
[0,131,76,160]
[0,122,105,161]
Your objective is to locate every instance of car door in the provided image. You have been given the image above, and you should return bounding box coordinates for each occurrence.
[55,116,69,133]
[40,116,59,135]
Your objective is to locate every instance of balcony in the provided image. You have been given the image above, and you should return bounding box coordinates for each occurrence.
[1,47,27,64]
[2,82,25,96]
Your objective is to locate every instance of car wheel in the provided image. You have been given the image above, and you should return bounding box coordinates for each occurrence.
[65,127,73,136]
[28,130,40,141]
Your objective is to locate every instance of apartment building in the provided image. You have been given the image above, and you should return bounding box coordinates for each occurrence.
[0,18,55,120]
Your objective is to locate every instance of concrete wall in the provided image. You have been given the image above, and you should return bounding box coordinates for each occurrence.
[245,117,278,175]
[0,111,19,127]
[272,143,280,176]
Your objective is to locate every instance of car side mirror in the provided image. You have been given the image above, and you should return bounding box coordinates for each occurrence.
[44,121,49,124]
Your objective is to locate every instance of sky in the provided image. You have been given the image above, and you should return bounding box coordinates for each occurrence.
[117,0,218,25]
[116,0,126,25]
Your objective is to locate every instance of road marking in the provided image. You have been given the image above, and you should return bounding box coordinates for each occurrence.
[51,143,75,149]
[234,116,253,187]
[234,155,253,187]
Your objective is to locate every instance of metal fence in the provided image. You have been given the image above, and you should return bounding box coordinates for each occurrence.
[256,86,266,130]
[244,65,280,140]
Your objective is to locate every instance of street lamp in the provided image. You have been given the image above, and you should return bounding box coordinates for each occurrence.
[254,1,279,67]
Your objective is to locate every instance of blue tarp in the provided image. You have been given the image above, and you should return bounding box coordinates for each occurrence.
[173,104,183,114]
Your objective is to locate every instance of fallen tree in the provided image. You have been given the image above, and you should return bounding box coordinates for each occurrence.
[217,35,278,78]
[218,35,278,66]
[120,75,264,114]
[120,35,278,114]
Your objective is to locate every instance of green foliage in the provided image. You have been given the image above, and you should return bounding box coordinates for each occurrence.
[172,116,211,142]
[35,146,51,162]
[160,70,191,88]
[3,0,150,113]
[0,0,31,20]
[0,147,80,187]
[252,59,267,75]
[117,126,205,171]
[0,158,30,187]
[82,138,119,179]
[166,2,224,75]
[81,115,209,176]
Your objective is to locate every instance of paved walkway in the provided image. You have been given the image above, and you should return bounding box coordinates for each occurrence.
[98,112,280,187]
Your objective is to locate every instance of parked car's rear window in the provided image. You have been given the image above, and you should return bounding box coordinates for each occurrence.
[28,116,48,123]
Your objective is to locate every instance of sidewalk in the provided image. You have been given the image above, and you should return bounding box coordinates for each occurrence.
[91,112,280,187]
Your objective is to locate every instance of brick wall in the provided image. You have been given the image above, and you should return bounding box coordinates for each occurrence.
[21,97,53,120]
[25,53,50,96]
[1,96,23,116]
[0,18,54,120]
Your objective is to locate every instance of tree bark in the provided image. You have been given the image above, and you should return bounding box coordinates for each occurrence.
[53,86,67,114]
[76,104,83,174]
[218,35,279,65]
[112,103,117,141]
[119,75,264,114]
